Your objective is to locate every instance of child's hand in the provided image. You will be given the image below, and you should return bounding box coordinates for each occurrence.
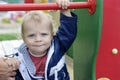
[57,0,72,17]
[57,0,70,9]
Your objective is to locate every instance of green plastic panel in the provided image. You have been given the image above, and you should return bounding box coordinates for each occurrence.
[72,0,103,80]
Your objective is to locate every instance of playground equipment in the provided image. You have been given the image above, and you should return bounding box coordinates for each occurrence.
[1,0,120,80]
[0,0,96,80]
[73,0,120,80]
[95,0,120,80]
[0,0,96,14]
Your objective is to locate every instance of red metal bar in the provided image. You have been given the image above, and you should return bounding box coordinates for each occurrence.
[0,2,90,11]
[0,0,96,14]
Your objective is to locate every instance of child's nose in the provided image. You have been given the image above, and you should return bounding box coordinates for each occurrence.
[35,36,42,41]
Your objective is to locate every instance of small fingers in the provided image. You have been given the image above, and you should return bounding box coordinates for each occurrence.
[57,0,61,8]
[57,0,70,9]
[62,0,69,9]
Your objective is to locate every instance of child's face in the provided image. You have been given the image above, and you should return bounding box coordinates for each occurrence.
[22,20,53,55]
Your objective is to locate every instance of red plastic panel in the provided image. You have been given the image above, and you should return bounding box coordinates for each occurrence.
[96,0,120,80]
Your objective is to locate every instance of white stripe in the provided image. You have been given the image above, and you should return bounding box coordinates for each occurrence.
[55,69,58,80]
[13,49,32,80]
[49,56,65,76]
[45,42,54,80]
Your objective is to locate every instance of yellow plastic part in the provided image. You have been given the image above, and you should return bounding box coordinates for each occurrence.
[97,77,110,80]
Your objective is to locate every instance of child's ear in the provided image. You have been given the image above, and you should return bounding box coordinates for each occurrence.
[21,33,25,40]
[53,31,54,35]
[21,33,23,38]
[53,31,56,36]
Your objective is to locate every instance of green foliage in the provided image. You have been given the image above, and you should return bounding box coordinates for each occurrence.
[2,18,11,23]
[0,33,20,41]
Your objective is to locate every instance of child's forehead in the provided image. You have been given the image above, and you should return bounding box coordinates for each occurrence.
[23,11,51,22]
[23,19,53,31]
[22,11,53,32]
[24,14,51,25]
[24,18,50,26]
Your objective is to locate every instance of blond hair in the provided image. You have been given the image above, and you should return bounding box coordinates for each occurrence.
[21,11,56,35]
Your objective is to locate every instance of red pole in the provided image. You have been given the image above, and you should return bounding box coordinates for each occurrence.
[0,0,96,14]
[0,2,90,10]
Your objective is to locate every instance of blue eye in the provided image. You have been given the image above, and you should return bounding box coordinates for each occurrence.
[28,34,35,37]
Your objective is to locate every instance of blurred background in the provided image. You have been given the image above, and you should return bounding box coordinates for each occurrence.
[0,0,59,41]
[0,0,25,40]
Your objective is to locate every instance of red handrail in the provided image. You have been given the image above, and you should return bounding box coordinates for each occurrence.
[0,0,96,14]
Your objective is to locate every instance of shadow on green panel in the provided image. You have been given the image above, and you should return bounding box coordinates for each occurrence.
[66,0,103,80]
